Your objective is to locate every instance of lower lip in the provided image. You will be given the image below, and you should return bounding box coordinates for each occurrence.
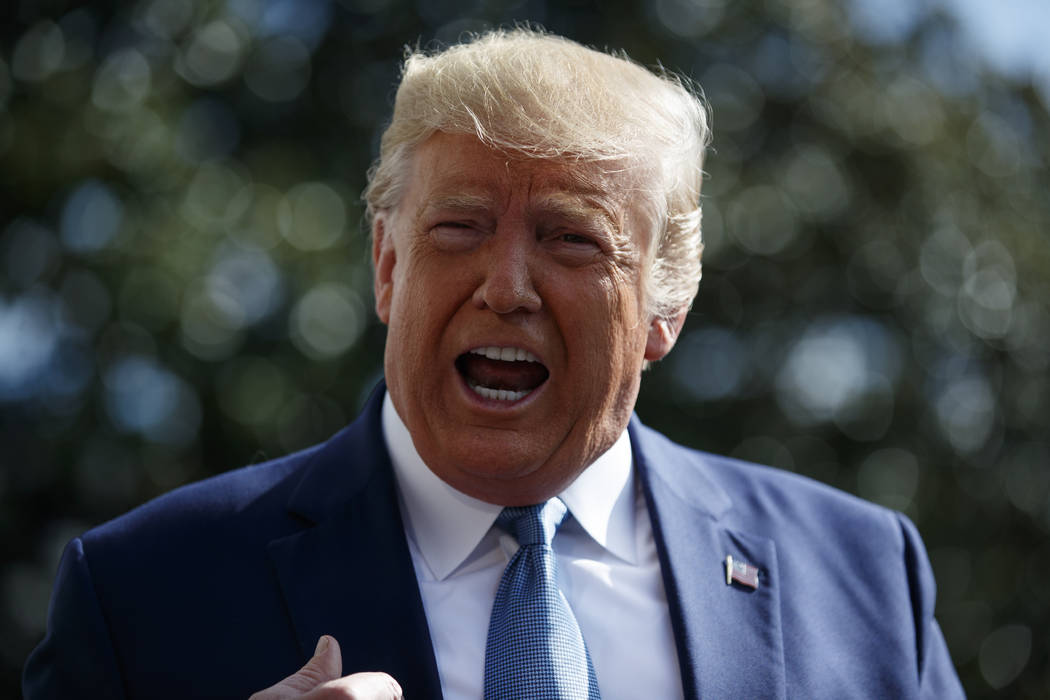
[456,370,547,410]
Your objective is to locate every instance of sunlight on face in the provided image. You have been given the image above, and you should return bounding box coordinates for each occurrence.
[373,132,679,505]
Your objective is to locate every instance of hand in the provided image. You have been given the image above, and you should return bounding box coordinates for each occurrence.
[249,636,403,700]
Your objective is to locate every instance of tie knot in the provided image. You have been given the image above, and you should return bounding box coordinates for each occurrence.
[497,499,569,547]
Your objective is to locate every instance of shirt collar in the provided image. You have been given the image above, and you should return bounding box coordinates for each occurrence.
[382,393,637,581]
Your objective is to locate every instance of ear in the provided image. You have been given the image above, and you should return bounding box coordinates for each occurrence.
[644,309,687,362]
[372,213,397,325]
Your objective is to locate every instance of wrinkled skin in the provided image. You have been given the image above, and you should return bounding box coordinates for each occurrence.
[373,132,684,505]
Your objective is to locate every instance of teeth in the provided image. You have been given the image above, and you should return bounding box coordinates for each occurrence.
[467,379,529,402]
[469,346,539,363]
[463,346,542,402]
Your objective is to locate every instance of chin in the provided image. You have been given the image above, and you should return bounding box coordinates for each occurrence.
[485,461,594,507]
[455,449,543,482]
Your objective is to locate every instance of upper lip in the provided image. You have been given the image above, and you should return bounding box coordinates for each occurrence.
[466,345,542,363]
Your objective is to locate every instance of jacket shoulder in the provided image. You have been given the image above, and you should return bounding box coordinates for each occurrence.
[82,444,320,553]
[632,419,904,546]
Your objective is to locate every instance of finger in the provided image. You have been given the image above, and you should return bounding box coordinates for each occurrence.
[286,636,343,692]
[249,635,343,699]
[316,672,403,700]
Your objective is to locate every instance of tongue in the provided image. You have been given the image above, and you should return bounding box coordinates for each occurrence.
[457,355,549,392]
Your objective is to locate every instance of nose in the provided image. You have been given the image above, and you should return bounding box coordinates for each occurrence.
[472,231,541,314]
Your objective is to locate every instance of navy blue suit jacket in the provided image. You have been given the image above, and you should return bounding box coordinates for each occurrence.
[24,384,964,698]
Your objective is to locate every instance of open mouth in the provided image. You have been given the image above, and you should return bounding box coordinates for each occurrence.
[454,346,550,402]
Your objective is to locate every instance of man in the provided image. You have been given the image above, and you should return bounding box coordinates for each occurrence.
[24,30,965,699]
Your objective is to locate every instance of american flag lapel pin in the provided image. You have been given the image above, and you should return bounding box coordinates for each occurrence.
[725,554,760,590]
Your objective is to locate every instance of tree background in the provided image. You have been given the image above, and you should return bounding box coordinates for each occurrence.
[1,0,1047,697]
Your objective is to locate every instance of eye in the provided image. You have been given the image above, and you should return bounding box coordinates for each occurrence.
[430,222,484,251]
[558,232,596,246]
[546,229,605,266]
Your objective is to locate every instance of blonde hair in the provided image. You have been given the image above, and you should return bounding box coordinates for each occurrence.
[364,28,710,320]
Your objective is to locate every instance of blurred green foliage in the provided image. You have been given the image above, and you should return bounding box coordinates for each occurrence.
[1,0,1048,697]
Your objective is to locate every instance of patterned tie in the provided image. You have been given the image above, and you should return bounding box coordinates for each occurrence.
[483,499,601,699]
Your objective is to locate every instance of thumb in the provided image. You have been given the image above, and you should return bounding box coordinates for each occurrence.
[275,635,344,694]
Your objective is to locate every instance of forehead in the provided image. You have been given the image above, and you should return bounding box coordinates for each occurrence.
[401,132,647,227]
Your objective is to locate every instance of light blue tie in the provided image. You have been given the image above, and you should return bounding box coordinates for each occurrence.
[483,499,601,699]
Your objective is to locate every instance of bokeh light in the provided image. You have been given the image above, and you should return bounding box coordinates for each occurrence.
[2,1,1048,697]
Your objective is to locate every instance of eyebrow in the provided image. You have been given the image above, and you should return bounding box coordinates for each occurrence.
[532,192,620,236]
[419,184,624,238]
[422,193,497,215]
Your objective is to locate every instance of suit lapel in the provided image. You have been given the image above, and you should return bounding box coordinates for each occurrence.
[264,391,787,699]
[267,384,443,698]
[632,420,787,700]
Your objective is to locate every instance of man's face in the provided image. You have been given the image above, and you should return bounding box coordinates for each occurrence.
[373,132,681,505]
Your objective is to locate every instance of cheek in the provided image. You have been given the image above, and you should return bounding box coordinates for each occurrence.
[570,279,648,389]
[389,258,438,326]
[596,263,648,334]
[385,276,432,371]
[387,260,470,363]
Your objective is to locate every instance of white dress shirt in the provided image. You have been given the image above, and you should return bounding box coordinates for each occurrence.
[382,394,683,699]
